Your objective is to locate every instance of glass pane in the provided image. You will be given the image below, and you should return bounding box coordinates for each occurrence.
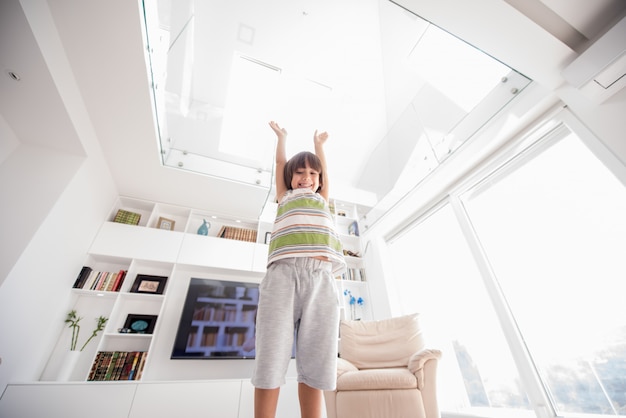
[388,204,531,414]
[462,128,626,415]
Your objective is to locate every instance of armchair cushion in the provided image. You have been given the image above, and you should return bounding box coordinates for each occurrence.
[340,313,425,369]
[337,367,418,391]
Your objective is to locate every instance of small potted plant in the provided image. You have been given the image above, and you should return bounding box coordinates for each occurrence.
[57,310,108,380]
[64,310,108,352]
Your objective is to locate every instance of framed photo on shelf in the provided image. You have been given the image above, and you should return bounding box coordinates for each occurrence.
[157,217,175,231]
[130,274,168,295]
[123,314,158,334]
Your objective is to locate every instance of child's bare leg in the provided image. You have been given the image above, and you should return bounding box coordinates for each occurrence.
[255,387,280,418]
[298,383,323,418]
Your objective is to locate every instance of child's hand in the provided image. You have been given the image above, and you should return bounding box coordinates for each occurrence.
[314,129,328,146]
[269,121,288,138]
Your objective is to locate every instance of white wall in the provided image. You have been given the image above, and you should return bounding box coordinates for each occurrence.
[0,144,84,287]
[0,115,19,166]
[0,146,117,392]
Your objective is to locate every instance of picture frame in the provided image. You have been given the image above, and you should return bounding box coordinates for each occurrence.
[264,232,272,244]
[123,314,158,334]
[157,217,175,231]
[130,274,168,295]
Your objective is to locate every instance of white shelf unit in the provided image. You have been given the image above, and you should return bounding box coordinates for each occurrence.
[42,195,371,384]
[42,196,272,383]
[330,198,372,322]
[107,197,263,243]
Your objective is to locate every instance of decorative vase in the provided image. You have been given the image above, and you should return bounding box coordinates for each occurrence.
[57,350,81,381]
[197,219,210,236]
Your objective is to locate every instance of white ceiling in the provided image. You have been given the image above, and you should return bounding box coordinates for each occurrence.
[1,0,625,221]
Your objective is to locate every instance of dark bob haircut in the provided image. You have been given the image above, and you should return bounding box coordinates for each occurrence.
[284,151,324,193]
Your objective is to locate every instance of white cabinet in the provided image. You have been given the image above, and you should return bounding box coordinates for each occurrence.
[128,380,242,418]
[0,379,311,418]
[178,234,257,270]
[0,383,137,418]
[90,222,184,262]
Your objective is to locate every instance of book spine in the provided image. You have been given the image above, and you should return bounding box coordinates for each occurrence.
[83,270,99,290]
[127,352,141,380]
[73,266,93,289]
[87,352,103,381]
[111,270,127,292]
[91,272,106,290]
[119,352,137,381]
[135,352,147,380]
[112,351,127,381]
[104,351,119,380]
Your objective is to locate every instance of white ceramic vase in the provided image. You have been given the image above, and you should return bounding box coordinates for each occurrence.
[56,350,81,381]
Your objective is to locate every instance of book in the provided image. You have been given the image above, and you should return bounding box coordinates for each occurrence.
[72,266,92,289]
[217,226,257,243]
[113,209,141,225]
[110,270,127,292]
[92,272,107,290]
[87,352,104,381]
[82,270,99,290]
[128,352,143,380]
[104,351,120,380]
[89,351,112,381]
[134,352,147,380]
[73,268,127,292]
[88,351,148,381]
[119,352,138,381]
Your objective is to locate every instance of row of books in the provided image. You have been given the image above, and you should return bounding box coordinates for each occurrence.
[187,326,251,348]
[339,268,367,282]
[217,226,257,243]
[88,351,147,381]
[72,266,127,292]
[113,209,141,225]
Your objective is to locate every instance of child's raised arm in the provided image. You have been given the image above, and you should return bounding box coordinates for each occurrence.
[269,121,288,201]
[314,129,330,201]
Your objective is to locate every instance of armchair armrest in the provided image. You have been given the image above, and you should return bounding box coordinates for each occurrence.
[337,357,359,378]
[408,348,442,389]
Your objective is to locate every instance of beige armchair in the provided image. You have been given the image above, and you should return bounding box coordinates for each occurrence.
[324,313,442,418]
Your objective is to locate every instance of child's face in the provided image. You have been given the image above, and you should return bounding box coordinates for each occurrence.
[291,163,320,192]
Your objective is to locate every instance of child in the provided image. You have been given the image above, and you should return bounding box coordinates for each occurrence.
[251,121,346,418]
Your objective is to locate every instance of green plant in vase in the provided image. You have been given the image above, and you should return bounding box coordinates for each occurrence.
[65,310,108,351]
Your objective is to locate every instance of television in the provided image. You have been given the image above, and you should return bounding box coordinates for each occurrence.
[172,278,259,359]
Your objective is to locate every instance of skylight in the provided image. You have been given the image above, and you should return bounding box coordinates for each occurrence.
[141,0,531,222]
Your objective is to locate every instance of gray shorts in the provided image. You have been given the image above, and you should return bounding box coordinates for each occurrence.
[251,258,340,390]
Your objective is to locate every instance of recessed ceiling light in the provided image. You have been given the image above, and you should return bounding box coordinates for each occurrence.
[6,70,20,81]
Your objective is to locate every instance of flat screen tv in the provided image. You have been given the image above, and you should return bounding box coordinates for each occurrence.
[172,278,259,359]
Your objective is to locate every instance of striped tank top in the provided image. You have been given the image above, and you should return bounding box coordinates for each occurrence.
[267,188,346,275]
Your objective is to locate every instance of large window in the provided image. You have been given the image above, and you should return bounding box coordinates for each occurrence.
[387,113,626,417]
[389,203,531,413]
